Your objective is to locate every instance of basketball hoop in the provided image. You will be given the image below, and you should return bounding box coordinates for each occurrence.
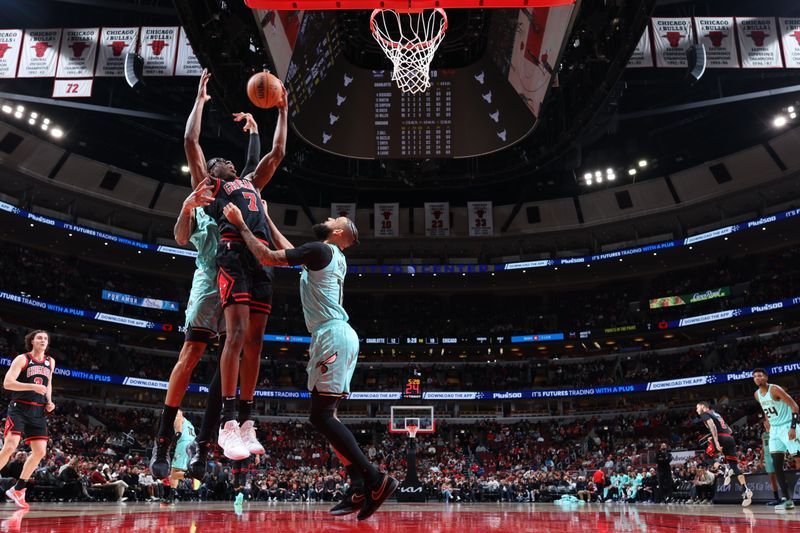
[370,8,448,94]
[406,424,419,438]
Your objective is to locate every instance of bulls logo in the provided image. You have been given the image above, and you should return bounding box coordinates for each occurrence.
[109,41,127,57]
[706,31,727,47]
[32,41,51,58]
[432,210,442,220]
[69,41,89,58]
[791,31,800,45]
[33,377,43,386]
[317,353,337,375]
[746,31,768,47]
[662,32,684,47]
[476,209,485,219]
[148,39,167,56]
[382,211,392,220]
[0,43,11,59]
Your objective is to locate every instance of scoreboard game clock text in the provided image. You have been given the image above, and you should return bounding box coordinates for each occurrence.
[404,376,423,399]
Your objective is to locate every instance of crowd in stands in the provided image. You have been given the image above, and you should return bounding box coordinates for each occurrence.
[0,398,773,506]
[1,243,799,340]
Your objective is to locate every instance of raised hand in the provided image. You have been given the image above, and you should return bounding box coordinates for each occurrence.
[183,178,214,211]
[197,68,212,103]
[233,112,258,134]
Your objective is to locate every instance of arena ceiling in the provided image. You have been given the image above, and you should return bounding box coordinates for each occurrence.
[1,0,799,209]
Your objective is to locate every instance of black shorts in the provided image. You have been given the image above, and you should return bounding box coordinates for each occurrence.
[718,435,737,462]
[216,241,274,314]
[4,401,48,444]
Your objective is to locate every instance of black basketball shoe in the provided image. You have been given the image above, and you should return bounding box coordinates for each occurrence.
[357,475,399,521]
[149,436,171,480]
[188,441,212,481]
[329,487,366,516]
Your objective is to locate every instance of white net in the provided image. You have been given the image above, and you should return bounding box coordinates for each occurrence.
[370,8,448,94]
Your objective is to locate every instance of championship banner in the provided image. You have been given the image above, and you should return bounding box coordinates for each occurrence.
[694,18,738,67]
[736,17,783,68]
[374,203,399,238]
[17,29,62,78]
[780,18,800,69]
[0,30,23,79]
[174,27,201,76]
[652,18,694,68]
[424,202,450,237]
[53,79,93,98]
[627,30,653,68]
[330,203,356,220]
[468,201,493,237]
[55,28,99,78]
[140,26,179,76]
[101,290,180,312]
[649,287,731,309]
[95,27,139,77]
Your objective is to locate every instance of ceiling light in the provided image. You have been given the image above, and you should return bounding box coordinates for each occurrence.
[583,173,592,181]
[596,175,603,183]
[606,168,613,174]
[774,115,788,127]
[638,160,647,168]
[1,105,11,114]
[27,118,35,125]
[41,123,48,131]
[585,178,593,185]
[181,165,190,173]
[13,111,22,119]
[30,112,38,118]
[791,112,797,119]
[15,105,23,112]
[43,118,50,124]
[628,168,636,176]
[607,173,615,181]
[789,106,795,113]
[594,171,601,178]
[50,128,64,138]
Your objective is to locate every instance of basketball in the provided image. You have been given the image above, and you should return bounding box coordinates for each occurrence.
[247,71,283,109]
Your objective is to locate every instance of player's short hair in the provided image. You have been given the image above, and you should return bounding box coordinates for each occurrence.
[697,401,711,409]
[206,157,227,173]
[24,329,48,351]
[753,367,768,376]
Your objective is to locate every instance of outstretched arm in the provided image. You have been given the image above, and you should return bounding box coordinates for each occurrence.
[184,69,212,189]
[224,204,289,266]
[251,83,288,191]
[234,112,261,179]
[262,201,294,251]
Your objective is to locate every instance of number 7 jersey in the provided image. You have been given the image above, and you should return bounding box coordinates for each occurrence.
[205,177,272,244]
[758,384,792,427]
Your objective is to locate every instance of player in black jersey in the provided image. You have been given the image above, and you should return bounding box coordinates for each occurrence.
[0,330,56,509]
[696,401,753,506]
[183,69,288,460]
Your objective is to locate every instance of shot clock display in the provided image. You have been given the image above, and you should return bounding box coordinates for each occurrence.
[404,375,423,400]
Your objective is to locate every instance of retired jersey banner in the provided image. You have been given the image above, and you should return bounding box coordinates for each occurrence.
[174,27,201,76]
[627,30,653,68]
[649,286,731,309]
[652,18,694,68]
[95,27,138,77]
[737,17,782,68]
[694,18,738,67]
[55,28,99,78]
[18,29,61,78]
[0,30,23,78]
[140,26,178,76]
[425,202,450,237]
[52,78,93,98]
[330,203,356,220]
[468,201,493,237]
[374,203,399,238]
[780,18,800,69]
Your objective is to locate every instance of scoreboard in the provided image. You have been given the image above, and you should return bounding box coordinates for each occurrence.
[403,375,423,400]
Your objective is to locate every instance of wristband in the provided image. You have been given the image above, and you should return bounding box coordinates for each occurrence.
[792,413,799,428]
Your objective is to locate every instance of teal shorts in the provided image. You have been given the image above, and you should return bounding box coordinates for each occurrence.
[172,438,196,471]
[184,269,225,342]
[307,321,359,396]
[769,425,800,455]
[764,435,775,473]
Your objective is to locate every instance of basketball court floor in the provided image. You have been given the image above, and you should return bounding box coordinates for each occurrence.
[3,502,800,532]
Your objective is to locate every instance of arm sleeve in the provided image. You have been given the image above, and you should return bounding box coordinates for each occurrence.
[285,242,333,271]
[241,133,261,177]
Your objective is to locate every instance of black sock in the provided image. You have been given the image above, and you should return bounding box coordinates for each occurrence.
[197,364,223,442]
[158,405,179,441]
[346,465,365,490]
[774,453,790,499]
[309,393,381,486]
[238,400,254,424]
[775,490,781,501]
[221,397,237,425]
[14,479,27,491]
